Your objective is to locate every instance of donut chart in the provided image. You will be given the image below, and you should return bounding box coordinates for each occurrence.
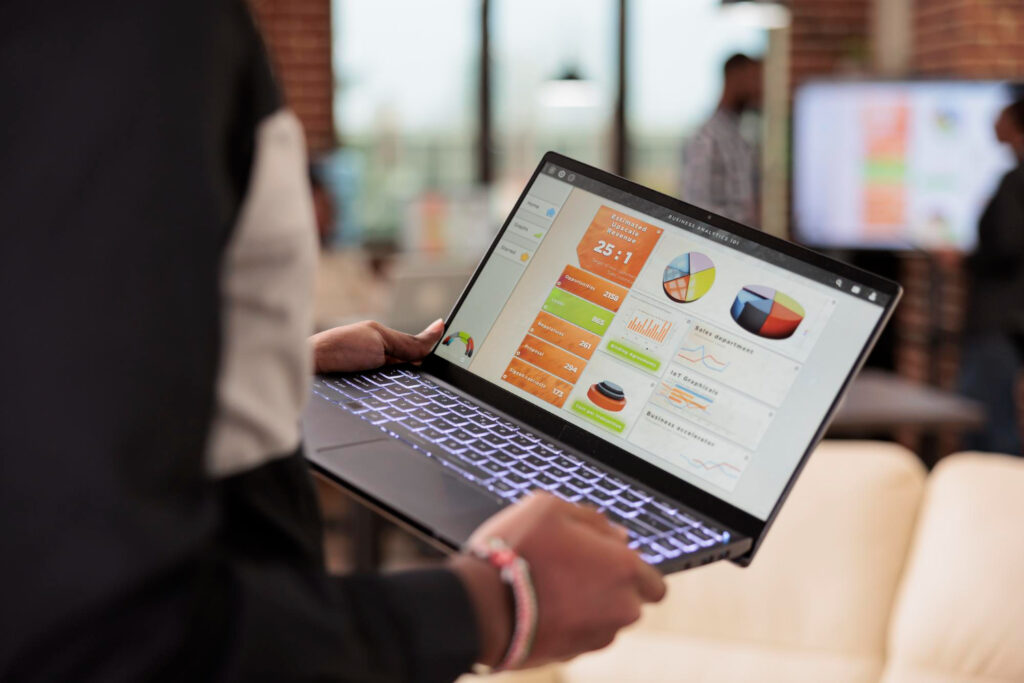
[662,253,716,303]
[587,380,627,412]
[730,285,805,339]
[442,331,475,357]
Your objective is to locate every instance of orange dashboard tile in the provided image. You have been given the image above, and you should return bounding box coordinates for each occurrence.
[514,334,585,383]
[575,205,663,288]
[502,357,572,408]
[527,311,600,360]
[554,264,628,313]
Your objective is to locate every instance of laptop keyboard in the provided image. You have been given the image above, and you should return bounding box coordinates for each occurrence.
[312,368,731,564]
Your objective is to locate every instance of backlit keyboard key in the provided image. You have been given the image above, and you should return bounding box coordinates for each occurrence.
[550,457,579,472]
[489,452,517,467]
[685,527,716,547]
[490,480,518,498]
[667,535,699,553]
[503,444,530,458]
[618,489,651,507]
[565,476,593,493]
[504,472,532,488]
[533,472,562,489]
[509,462,538,478]
[417,428,448,443]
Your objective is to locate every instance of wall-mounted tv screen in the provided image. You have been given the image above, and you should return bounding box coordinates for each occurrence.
[793,80,1021,251]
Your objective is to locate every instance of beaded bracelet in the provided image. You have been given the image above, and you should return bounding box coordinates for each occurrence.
[465,537,538,673]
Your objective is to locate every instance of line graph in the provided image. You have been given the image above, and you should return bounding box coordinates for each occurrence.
[680,456,742,478]
[628,406,752,492]
[675,320,801,408]
[677,344,730,372]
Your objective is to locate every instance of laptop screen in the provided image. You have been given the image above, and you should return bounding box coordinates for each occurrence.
[433,160,891,521]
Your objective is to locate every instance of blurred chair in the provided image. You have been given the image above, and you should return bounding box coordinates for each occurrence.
[469,442,1024,683]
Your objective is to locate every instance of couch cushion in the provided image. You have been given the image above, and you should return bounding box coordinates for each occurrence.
[565,440,926,681]
[563,630,882,683]
[882,453,1024,683]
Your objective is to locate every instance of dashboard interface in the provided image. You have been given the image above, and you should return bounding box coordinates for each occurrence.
[435,162,889,520]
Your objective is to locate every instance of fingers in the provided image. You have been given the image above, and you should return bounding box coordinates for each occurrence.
[567,503,629,541]
[379,318,444,363]
[632,554,667,603]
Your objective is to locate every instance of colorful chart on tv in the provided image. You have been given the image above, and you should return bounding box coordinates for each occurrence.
[662,253,715,303]
[730,286,805,340]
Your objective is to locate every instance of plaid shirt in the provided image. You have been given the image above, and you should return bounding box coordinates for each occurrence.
[681,109,760,228]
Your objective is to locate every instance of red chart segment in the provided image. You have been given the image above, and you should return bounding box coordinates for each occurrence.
[730,285,805,339]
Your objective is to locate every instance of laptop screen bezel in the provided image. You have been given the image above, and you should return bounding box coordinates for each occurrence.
[421,151,901,559]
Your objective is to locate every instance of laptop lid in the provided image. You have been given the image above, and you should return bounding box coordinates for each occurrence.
[421,152,901,561]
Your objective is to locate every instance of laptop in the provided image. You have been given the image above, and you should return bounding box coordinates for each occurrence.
[303,152,901,573]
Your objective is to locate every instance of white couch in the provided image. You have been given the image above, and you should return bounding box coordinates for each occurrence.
[469,441,1024,683]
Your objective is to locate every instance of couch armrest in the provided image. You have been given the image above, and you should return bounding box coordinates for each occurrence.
[883,452,1024,682]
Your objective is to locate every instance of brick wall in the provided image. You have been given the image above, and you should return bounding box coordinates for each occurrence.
[915,0,1024,78]
[789,0,872,89]
[249,0,334,152]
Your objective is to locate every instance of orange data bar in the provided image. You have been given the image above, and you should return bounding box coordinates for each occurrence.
[514,334,585,383]
[502,357,573,408]
[554,264,628,313]
[528,310,600,361]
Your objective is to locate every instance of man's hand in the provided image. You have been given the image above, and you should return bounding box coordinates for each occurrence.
[450,493,667,669]
[309,319,444,373]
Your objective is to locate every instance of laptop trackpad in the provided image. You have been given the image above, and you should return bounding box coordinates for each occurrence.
[302,390,388,448]
[311,439,502,548]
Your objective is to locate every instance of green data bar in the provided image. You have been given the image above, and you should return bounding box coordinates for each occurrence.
[542,288,613,336]
[571,400,626,434]
[607,340,661,372]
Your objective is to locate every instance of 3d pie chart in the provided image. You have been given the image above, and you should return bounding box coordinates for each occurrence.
[442,331,475,357]
[730,285,805,340]
[587,380,627,412]
[662,253,716,303]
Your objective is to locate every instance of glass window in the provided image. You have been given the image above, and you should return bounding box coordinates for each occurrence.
[491,0,617,213]
[628,0,767,195]
[331,0,479,250]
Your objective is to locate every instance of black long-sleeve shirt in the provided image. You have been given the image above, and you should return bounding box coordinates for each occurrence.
[965,162,1024,336]
[0,2,478,680]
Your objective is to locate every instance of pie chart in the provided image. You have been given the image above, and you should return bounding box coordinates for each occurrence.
[662,253,715,303]
[730,285,805,339]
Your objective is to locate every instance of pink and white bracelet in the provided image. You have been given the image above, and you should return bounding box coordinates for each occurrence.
[465,537,538,672]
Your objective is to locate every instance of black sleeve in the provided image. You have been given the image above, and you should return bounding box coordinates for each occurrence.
[209,452,480,682]
[0,2,479,681]
[969,168,1024,274]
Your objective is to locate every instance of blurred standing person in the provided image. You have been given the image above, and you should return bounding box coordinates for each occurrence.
[958,98,1024,454]
[680,54,763,227]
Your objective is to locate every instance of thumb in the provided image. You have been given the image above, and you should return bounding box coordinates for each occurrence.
[382,318,444,363]
[416,318,445,344]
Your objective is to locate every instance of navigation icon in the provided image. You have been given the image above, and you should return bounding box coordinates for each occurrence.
[835,278,844,288]
[557,170,566,179]
[851,285,861,295]
[868,291,877,302]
